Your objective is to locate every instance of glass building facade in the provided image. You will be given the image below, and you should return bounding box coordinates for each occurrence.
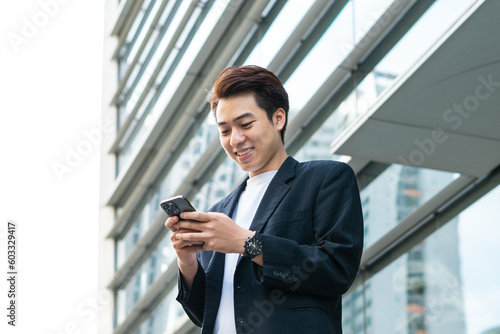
[99,1,500,333]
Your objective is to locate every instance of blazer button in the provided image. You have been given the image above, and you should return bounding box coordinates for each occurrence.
[273,270,280,278]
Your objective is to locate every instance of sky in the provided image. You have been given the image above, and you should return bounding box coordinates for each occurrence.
[0,1,103,333]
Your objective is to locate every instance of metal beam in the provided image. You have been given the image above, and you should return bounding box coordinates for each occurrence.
[271,0,348,82]
[166,314,198,334]
[357,162,391,190]
[110,0,145,37]
[112,0,146,59]
[232,0,288,66]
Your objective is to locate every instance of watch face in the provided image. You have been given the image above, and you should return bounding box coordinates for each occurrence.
[246,234,263,256]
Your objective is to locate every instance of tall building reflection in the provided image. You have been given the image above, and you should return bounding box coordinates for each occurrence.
[342,165,466,334]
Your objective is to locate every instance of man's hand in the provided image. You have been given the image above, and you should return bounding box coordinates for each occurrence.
[166,214,203,251]
[165,215,201,290]
[172,211,255,255]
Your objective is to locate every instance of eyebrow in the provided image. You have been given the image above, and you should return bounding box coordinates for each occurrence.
[217,112,254,126]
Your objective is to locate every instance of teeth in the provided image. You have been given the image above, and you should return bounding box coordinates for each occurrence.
[237,148,253,156]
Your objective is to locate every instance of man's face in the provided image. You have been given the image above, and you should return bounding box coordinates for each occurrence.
[216,93,286,178]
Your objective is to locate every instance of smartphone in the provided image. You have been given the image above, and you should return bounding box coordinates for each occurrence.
[160,195,196,217]
[161,195,202,246]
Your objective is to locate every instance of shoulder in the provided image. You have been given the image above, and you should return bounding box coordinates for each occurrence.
[293,160,360,198]
[208,197,227,213]
[288,160,357,190]
[295,159,355,176]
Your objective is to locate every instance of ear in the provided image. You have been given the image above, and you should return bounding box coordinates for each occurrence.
[273,108,286,131]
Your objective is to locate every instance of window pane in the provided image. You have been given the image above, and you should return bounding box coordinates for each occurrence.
[134,287,185,334]
[352,0,394,45]
[361,165,459,249]
[285,2,354,116]
[360,0,478,115]
[244,0,315,67]
[343,184,500,334]
[117,234,176,325]
[294,71,392,162]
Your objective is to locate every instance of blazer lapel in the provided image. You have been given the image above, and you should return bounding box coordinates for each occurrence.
[248,156,297,233]
[218,177,248,218]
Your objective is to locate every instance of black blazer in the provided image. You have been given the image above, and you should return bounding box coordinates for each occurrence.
[177,156,364,334]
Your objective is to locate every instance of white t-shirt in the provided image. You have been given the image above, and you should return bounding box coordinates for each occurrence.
[213,170,277,334]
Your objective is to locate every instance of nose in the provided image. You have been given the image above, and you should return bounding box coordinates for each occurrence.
[230,128,245,147]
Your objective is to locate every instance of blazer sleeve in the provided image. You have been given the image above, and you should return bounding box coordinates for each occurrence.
[175,260,206,327]
[255,162,364,297]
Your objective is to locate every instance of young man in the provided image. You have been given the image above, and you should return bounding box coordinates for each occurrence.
[165,65,363,334]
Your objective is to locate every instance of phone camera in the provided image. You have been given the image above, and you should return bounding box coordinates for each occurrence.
[164,202,180,216]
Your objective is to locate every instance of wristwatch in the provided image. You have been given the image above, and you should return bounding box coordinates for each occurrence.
[243,232,263,259]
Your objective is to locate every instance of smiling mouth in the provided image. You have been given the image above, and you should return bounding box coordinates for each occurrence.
[235,148,254,156]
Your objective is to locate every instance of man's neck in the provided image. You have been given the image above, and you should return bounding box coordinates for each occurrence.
[249,149,288,178]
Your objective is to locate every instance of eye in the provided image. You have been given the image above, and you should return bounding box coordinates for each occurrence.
[242,121,255,128]
[219,129,230,136]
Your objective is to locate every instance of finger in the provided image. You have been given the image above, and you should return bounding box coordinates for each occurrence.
[175,220,206,231]
[177,228,201,233]
[172,229,204,243]
[171,235,200,248]
[173,238,205,254]
[180,211,210,222]
[184,244,205,252]
[175,231,206,243]
[184,241,205,247]
[165,215,179,231]
[177,244,205,254]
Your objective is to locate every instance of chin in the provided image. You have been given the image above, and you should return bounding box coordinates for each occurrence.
[236,162,256,173]
[238,164,252,172]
